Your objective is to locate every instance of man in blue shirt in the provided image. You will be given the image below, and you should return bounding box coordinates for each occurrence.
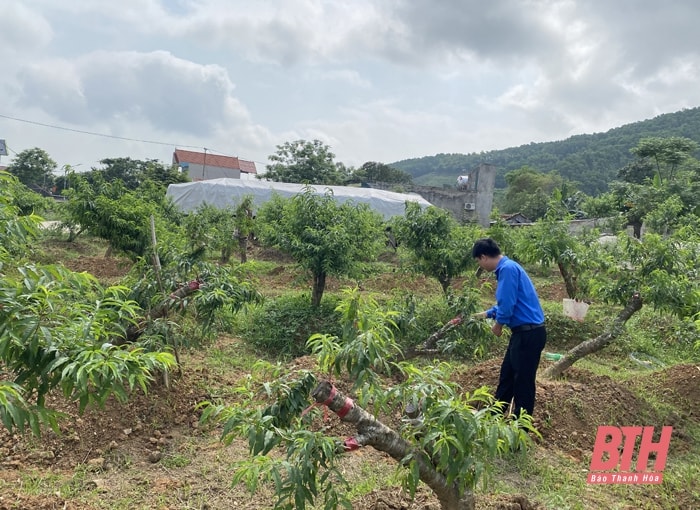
[472,238,547,418]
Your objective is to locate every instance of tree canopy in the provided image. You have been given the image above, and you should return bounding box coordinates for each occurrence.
[500,166,564,220]
[630,136,699,184]
[6,147,57,193]
[349,161,413,187]
[256,187,384,306]
[583,136,700,237]
[392,202,476,294]
[63,174,182,259]
[261,140,347,185]
[82,157,188,190]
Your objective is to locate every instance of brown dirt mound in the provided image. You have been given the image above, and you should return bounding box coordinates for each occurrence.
[61,255,132,281]
[452,359,696,457]
[0,375,205,472]
[637,363,700,419]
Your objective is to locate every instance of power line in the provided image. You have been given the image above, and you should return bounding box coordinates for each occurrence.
[0,112,202,148]
[0,112,266,165]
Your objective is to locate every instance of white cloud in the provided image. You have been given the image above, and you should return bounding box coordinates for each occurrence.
[305,69,372,89]
[0,1,53,53]
[4,0,700,174]
[14,51,248,136]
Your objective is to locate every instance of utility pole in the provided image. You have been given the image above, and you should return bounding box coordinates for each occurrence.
[0,139,7,166]
[202,147,208,180]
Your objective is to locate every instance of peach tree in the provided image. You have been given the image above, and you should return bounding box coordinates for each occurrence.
[391,202,478,295]
[255,187,384,307]
[544,227,700,378]
[513,193,594,300]
[202,289,531,510]
[0,172,260,434]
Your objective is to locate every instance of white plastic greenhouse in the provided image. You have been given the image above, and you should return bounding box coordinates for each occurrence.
[166,179,432,220]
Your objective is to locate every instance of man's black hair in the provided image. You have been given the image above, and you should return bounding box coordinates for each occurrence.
[471,238,501,258]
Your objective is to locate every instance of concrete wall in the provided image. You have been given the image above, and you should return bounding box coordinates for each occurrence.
[369,163,496,226]
[410,163,496,227]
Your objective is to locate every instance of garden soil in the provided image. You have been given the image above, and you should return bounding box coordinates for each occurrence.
[3,249,698,509]
[2,335,698,509]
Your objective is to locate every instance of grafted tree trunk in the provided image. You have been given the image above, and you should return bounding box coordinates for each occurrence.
[113,280,201,345]
[312,381,475,510]
[422,316,463,351]
[557,261,578,299]
[543,293,643,379]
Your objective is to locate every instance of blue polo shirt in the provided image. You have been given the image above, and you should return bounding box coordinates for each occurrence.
[485,256,544,328]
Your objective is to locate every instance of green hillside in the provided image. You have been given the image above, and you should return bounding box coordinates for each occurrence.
[390,106,700,195]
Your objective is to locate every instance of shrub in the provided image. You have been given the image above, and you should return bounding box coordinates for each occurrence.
[611,308,700,362]
[235,293,343,357]
[541,301,604,349]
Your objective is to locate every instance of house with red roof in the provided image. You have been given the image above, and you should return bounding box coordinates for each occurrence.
[172,149,257,181]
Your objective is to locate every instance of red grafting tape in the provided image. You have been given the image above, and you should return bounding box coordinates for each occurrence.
[343,437,360,451]
[336,397,354,419]
[322,385,337,406]
[301,385,338,417]
[448,316,462,326]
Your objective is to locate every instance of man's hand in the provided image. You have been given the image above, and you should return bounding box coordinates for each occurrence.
[473,311,488,319]
[491,323,503,337]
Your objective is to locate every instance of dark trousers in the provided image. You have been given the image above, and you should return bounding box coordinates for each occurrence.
[494,326,547,417]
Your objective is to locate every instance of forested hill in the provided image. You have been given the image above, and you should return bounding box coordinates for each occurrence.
[390,106,700,196]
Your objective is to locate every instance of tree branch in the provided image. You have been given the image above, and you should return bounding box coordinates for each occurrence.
[311,381,474,510]
[113,280,201,345]
[543,293,643,379]
[402,316,464,360]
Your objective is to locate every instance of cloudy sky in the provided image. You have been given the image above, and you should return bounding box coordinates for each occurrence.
[2,0,700,174]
